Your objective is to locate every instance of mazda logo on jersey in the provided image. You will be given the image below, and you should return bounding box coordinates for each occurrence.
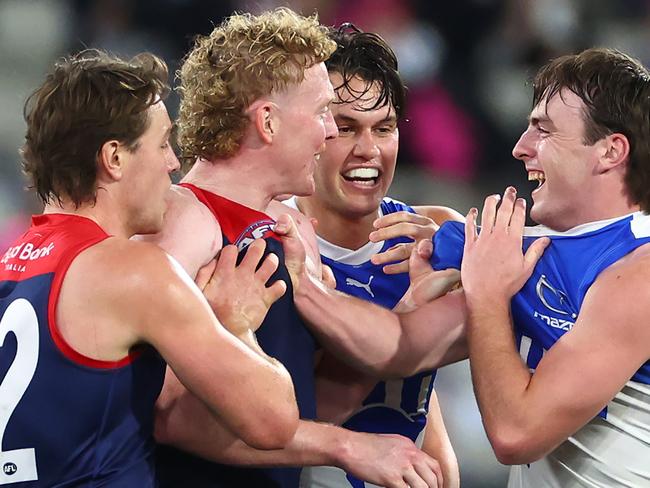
[535,274,576,319]
[235,220,276,251]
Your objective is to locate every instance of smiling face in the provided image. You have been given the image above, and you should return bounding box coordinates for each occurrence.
[512,89,605,230]
[271,62,338,197]
[307,72,398,222]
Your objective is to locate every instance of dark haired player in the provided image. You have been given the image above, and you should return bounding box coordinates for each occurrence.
[284,24,462,488]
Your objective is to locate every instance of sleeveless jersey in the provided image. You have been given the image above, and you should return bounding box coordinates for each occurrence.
[433,213,650,487]
[156,184,316,488]
[0,214,166,487]
[287,197,437,488]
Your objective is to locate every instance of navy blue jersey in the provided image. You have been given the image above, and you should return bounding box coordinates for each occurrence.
[0,214,165,487]
[433,214,650,486]
[292,197,436,488]
[157,184,316,488]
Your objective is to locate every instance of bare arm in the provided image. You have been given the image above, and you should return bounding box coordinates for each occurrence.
[461,188,650,464]
[277,214,467,377]
[155,374,443,488]
[421,393,459,488]
[129,242,298,449]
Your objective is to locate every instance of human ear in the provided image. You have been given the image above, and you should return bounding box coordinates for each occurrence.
[97,140,124,181]
[597,133,630,174]
[250,101,277,144]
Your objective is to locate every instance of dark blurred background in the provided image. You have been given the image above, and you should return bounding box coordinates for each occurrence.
[1,1,648,486]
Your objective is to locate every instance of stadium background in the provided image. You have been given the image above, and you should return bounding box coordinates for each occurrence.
[0,1,648,486]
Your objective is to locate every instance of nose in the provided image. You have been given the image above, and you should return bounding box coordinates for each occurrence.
[512,127,534,162]
[324,110,338,140]
[352,129,380,160]
[167,150,181,173]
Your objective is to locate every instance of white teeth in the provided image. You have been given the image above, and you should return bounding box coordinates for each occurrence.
[344,168,379,179]
[528,171,545,182]
[314,154,321,161]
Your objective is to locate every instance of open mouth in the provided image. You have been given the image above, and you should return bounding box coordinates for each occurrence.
[528,170,546,189]
[342,167,380,186]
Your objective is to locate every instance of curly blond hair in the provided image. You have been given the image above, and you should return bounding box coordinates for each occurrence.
[177,7,336,163]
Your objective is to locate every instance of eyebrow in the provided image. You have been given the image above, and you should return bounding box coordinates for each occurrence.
[334,114,398,124]
[528,114,555,129]
[163,123,176,140]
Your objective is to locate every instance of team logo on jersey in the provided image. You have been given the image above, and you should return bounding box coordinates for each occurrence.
[234,220,276,251]
[535,274,576,318]
[534,274,576,331]
[345,275,374,297]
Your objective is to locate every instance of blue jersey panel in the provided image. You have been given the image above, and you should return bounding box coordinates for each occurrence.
[320,198,437,484]
[433,215,650,392]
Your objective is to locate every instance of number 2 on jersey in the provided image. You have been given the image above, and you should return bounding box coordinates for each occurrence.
[0,299,39,484]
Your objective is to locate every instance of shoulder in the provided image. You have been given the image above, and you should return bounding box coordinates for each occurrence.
[136,185,222,278]
[584,242,650,332]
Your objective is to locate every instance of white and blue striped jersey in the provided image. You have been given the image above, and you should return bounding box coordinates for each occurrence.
[287,197,437,488]
[433,212,650,487]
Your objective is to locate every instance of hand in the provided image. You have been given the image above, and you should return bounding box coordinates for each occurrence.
[197,240,286,335]
[275,213,322,293]
[461,187,549,306]
[340,431,443,488]
[395,240,461,313]
[370,211,440,275]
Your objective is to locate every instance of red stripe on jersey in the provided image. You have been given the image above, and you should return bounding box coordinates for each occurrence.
[179,183,281,246]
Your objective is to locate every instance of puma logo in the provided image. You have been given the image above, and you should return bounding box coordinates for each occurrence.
[345,275,374,298]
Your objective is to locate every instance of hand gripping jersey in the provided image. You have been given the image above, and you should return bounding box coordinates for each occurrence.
[286,197,437,488]
[156,184,316,488]
[0,214,165,487]
[433,213,650,488]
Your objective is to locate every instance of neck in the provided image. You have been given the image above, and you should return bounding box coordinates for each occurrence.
[296,197,379,250]
[182,157,275,212]
[43,198,130,238]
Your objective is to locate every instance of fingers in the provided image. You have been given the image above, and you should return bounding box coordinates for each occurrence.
[322,264,337,289]
[410,458,442,488]
[214,245,239,276]
[495,187,517,229]
[480,194,500,232]
[265,279,287,305]
[525,236,550,272]
[402,468,429,488]
[256,252,279,283]
[509,197,527,230]
[408,239,435,284]
[370,218,437,244]
[239,239,267,272]
[373,211,433,230]
[464,207,478,248]
[194,259,217,291]
[371,242,413,266]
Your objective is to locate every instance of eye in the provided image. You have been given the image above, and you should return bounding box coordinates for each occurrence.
[337,126,353,135]
[161,141,170,149]
[375,126,395,136]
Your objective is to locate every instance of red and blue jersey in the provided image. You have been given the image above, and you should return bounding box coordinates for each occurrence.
[157,185,316,488]
[0,214,165,487]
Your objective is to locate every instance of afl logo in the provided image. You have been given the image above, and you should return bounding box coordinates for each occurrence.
[535,274,576,319]
[235,220,277,251]
[3,462,17,475]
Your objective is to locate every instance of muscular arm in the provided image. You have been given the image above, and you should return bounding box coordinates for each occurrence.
[462,189,650,464]
[422,393,459,488]
[155,375,440,487]
[466,257,650,464]
[297,278,467,377]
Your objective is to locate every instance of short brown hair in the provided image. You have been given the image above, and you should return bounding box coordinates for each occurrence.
[21,49,169,206]
[533,48,650,211]
[177,7,336,164]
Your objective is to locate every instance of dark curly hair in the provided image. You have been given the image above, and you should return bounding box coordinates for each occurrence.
[326,23,406,118]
